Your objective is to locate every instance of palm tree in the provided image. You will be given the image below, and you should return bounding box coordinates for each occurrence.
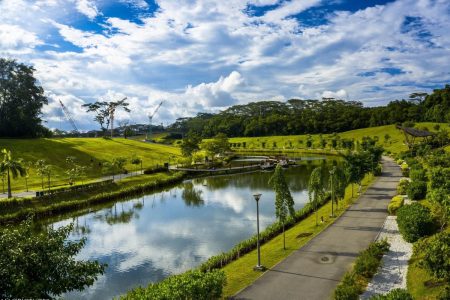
[308,166,325,226]
[269,164,295,250]
[0,149,27,198]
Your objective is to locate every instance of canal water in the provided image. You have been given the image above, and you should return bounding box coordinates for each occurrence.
[54,159,333,299]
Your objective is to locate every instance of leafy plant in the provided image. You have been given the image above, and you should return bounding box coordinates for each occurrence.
[388,195,404,215]
[370,289,413,300]
[397,178,410,195]
[397,203,435,242]
[419,232,450,281]
[0,219,106,298]
[407,180,427,200]
[121,270,226,300]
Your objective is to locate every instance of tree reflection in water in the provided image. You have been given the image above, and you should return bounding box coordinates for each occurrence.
[181,182,204,207]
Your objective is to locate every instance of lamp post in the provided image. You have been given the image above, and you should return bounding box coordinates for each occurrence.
[253,193,265,271]
[329,168,335,217]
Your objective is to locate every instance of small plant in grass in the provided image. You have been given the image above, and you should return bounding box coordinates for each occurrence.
[397,203,435,242]
[407,180,427,200]
[370,289,413,300]
[397,178,410,195]
[388,195,404,215]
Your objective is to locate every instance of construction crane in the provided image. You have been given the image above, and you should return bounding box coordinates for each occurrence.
[59,100,80,135]
[146,101,164,141]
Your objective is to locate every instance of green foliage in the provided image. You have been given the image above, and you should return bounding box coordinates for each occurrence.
[419,232,450,281]
[388,195,404,215]
[401,162,409,177]
[334,240,390,300]
[82,98,130,136]
[397,178,410,195]
[121,270,226,300]
[410,168,427,182]
[374,163,382,176]
[407,180,427,200]
[0,219,106,298]
[0,58,49,137]
[0,149,27,198]
[370,289,413,300]
[269,164,295,249]
[308,166,326,225]
[202,133,230,158]
[397,203,435,242]
[429,167,450,191]
[180,132,202,157]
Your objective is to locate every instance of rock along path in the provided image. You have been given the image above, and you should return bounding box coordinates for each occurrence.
[234,157,402,300]
[360,215,413,299]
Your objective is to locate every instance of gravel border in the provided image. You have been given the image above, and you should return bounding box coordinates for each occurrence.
[360,215,413,299]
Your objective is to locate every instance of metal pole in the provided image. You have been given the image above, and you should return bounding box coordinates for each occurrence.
[253,193,265,271]
[257,199,261,267]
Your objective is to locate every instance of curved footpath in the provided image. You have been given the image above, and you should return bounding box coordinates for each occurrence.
[234,157,402,300]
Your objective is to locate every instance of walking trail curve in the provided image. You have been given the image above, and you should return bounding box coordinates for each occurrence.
[234,157,402,300]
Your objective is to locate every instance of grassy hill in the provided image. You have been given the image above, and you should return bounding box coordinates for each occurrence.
[0,138,181,192]
[228,123,448,155]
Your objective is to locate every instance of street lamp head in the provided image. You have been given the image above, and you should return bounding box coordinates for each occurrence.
[253,193,262,202]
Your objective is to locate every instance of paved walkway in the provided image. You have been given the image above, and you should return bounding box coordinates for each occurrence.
[234,157,402,300]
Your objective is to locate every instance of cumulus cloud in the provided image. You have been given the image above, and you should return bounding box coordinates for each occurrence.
[1,0,450,129]
[185,71,244,107]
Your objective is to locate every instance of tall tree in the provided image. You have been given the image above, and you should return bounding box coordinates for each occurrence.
[181,132,202,157]
[269,164,295,250]
[328,165,348,215]
[308,166,326,226]
[0,59,49,137]
[82,98,130,137]
[0,149,27,198]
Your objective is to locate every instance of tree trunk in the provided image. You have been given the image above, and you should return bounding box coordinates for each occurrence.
[7,169,12,198]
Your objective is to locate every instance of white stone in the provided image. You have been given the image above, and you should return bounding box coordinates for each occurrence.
[360,216,413,299]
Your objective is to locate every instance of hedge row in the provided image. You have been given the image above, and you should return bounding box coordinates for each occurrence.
[198,192,332,272]
[120,270,226,300]
[334,240,390,300]
[0,172,186,224]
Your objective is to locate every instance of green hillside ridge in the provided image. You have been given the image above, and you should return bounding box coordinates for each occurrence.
[0,138,181,192]
[228,123,448,154]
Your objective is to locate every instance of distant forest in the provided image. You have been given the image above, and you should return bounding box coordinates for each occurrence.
[169,85,450,138]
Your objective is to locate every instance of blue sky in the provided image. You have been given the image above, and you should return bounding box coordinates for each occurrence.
[1,0,449,131]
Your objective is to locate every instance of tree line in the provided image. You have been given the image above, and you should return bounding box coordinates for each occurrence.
[170,85,450,138]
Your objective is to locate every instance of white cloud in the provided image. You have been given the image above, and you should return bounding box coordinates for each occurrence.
[1,0,450,129]
[75,0,99,20]
[185,71,244,107]
[321,89,348,100]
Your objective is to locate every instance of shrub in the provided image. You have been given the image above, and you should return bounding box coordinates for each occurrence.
[397,179,410,195]
[370,289,413,300]
[407,180,427,200]
[396,159,404,165]
[397,203,435,242]
[334,240,390,300]
[388,196,404,215]
[410,168,427,182]
[420,232,450,281]
[438,286,450,300]
[121,270,226,300]
[334,273,360,300]
[374,163,382,176]
[429,167,450,191]
[401,163,409,177]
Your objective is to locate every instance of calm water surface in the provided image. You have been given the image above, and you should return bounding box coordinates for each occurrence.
[52,161,331,299]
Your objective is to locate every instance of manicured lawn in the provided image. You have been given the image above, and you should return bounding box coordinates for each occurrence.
[228,123,447,155]
[0,138,181,192]
[221,174,374,297]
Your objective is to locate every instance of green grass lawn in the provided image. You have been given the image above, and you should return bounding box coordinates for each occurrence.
[228,123,447,155]
[221,174,374,297]
[0,137,181,193]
